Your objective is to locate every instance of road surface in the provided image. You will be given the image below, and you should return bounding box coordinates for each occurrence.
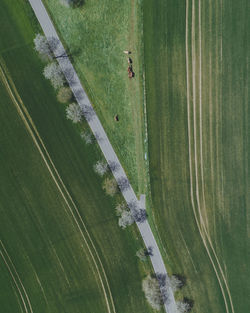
[28,1,178,312]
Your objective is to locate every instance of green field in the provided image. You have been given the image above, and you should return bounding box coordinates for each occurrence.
[0,1,161,313]
[144,0,249,313]
[43,0,147,194]
[1,0,248,312]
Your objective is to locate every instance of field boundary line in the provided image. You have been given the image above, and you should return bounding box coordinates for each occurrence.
[0,62,114,313]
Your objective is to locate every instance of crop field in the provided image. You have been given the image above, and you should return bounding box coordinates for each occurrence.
[43,0,147,194]
[144,0,249,313]
[0,1,160,313]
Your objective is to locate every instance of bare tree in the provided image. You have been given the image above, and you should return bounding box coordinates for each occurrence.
[80,131,93,144]
[117,176,130,192]
[102,178,117,196]
[176,301,191,313]
[167,275,184,293]
[118,210,134,229]
[34,34,59,60]
[66,103,83,123]
[57,86,72,103]
[43,62,65,89]
[115,203,134,229]
[142,275,164,310]
[94,161,108,176]
[115,203,127,216]
[34,34,51,59]
[136,248,147,261]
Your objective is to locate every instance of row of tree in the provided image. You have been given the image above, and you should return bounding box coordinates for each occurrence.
[34,31,171,312]
[136,243,192,312]
[34,33,147,231]
[142,273,193,312]
[93,158,148,228]
[34,34,84,123]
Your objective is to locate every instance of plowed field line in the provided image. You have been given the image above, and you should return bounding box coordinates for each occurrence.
[0,61,115,313]
[186,2,230,313]
[3,62,116,313]
[0,240,33,313]
[198,0,209,231]
[197,2,235,312]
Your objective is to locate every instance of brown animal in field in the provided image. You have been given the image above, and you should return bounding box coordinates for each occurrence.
[127,65,134,78]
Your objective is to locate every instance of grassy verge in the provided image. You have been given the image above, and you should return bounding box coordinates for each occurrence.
[43,0,148,195]
[143,0,249,312]
[0,1,162,312]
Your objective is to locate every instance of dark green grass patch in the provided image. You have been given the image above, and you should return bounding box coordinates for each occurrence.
[0,81,106,313]
[144,0,249,312]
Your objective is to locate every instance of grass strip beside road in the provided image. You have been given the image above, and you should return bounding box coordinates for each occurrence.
[43,0,148,195]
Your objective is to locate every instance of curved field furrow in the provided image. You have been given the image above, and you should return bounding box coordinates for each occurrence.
[196,2,235,312]
[185,4,229,313]
[0,61,116,313]
[2,59,117,313]
[0,241,33,313]
[186,2,235,313]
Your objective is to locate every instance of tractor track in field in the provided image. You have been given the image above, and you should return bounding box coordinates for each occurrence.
[186,1,235,313]
[196,1,235,312]
[198,0,209,232]
[0,60,116,313]
[0,240,33,313]
[196,1,235,311]
[187,2,229,311]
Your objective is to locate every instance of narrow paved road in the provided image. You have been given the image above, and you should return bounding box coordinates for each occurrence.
[28,1,178,312]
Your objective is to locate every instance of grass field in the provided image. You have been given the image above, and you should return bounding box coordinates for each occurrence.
[144,0,249,312]
[0,1,162,313]
[43,0,147,194]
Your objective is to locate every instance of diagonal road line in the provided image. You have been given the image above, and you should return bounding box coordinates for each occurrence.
[27,0,178,312]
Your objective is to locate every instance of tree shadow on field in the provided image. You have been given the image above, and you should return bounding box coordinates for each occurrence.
[67,48,83,64]
[184,297,194,311]
[172,273,187,288]
[72,0,85,8]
